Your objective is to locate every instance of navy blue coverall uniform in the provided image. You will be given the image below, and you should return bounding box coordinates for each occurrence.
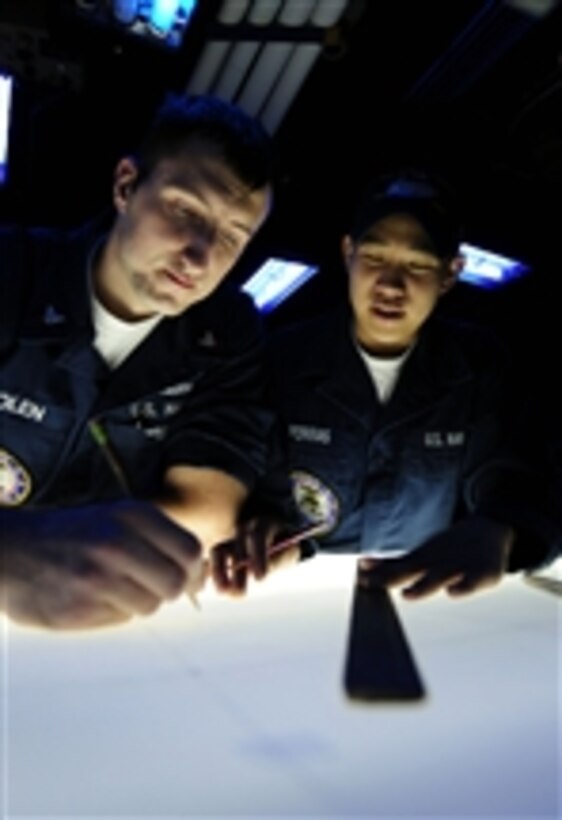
[0,218,270,509]
[264,309,559,568]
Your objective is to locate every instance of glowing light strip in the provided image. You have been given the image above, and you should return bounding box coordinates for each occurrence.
[0,73,13,185]
[459,242,529,289]
[241,257,319,312]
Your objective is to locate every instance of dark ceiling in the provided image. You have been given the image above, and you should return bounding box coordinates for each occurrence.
[1,0,562,335]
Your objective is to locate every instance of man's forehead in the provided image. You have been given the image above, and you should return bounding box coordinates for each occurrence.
[360,214,440,254]
[155,152,243,197]
[150,153,272,234]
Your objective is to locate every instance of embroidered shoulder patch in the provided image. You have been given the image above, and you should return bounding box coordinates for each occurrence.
[291,470,339,532]
[0,449,32,506]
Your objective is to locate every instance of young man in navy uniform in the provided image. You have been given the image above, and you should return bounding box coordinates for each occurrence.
[0,94,277,629]
[263,170,558,598]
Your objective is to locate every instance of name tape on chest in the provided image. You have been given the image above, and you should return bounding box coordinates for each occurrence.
[0,392,47,423]
[288,424,332,445]
[424,431,465,448]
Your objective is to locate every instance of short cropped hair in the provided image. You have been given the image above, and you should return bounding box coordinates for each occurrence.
[133,93,276,192]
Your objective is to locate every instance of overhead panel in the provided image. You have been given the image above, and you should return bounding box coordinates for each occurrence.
[213,41,261,100]
[237,41,294,116]
[261,42,321,132]
[185,0,352,132]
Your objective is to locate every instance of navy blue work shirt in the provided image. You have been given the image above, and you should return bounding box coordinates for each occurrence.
[264,309,559,566]
[0,218,271,508]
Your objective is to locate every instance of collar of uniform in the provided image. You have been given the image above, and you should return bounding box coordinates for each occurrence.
[380,316,477,428]
[23,211,113,346]
[60,211,113,336]
[274,309,378,429]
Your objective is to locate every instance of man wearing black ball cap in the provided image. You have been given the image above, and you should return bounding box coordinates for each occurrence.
[258,168,558,598]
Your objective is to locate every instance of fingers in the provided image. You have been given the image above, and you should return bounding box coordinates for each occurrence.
[209,520,297,597]
[113,501,206,598]
[446,570,502,597]
[16,587,133,631]
[242,518,274,580]
[401,570,464,600]
[358,550,470,600]
[116,501,203,566]
[210,538,249,597]
[83,569,165,617]
[92,537,186,601]
[43,602,133,631]
[357,554,424,591]
[38,565,163,627]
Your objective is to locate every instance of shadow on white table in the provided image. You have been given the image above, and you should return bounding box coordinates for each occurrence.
[1,555,560,819]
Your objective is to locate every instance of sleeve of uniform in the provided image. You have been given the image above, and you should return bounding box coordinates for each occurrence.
[161,289,273,492]
[238,326,319,561]
[459,328,560,571]
[0,226,25,360]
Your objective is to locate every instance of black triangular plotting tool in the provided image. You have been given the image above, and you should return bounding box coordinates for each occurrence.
[343,567,426,702]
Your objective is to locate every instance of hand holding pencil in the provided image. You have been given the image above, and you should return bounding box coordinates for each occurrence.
[209,519,325,597]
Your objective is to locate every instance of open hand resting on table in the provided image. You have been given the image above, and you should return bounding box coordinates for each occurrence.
[358,516,515,600]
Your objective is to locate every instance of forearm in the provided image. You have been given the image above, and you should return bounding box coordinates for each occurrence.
[156,465,249,554]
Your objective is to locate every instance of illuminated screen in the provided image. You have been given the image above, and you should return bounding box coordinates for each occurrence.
[459,242,530,289]
[78,1,199,50]
[241,257,319,313]
[0,73,13,185]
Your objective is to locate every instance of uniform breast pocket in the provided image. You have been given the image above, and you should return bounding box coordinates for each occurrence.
[286,428,366,532]
[402,431,465,483]
[101,417,163,497]
[0,407,76,506]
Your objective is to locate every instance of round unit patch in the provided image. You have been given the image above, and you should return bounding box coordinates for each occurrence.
[290,470,339,532]
[0,449,32,507]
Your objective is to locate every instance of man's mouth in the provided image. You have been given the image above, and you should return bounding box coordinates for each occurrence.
[163,269,196,290]
[370,304,405,320]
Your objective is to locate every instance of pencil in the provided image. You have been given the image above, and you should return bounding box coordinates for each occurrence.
[88,418,201,610]
[232,520,328,573]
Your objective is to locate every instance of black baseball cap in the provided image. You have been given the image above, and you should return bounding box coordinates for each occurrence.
[349,169,464,258]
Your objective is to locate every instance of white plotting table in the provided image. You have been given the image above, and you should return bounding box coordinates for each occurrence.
[1,555,560,820]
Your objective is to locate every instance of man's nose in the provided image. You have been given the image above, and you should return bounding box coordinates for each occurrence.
[375,263,406,291]
[182,225,215,268]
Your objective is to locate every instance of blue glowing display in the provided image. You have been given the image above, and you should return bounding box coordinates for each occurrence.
[241,258,319,313]
[459,242,530,289]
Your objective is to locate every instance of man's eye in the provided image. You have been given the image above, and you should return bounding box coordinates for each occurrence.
[220,232,239,252]
[170,202,201,224]
[362,255,385,267]
[168,202,190,219]
[408,263,437,275]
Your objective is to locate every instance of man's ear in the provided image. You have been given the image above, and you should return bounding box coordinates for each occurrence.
[342,235,355,270]
[440,254,464,294]
[113,157,139,213]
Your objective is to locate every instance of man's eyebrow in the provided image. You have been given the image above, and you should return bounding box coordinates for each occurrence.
[163,185,253,237]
